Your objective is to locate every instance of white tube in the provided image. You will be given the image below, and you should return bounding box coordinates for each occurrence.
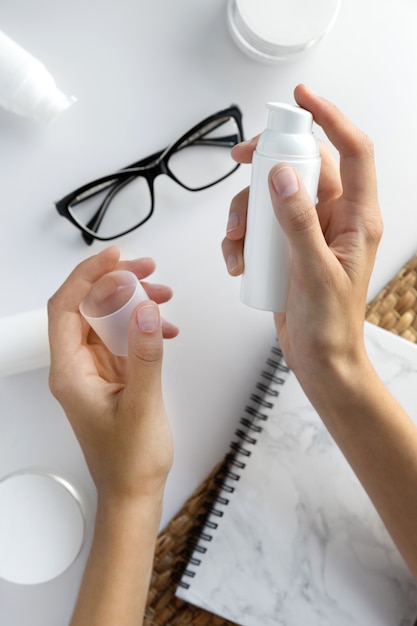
[0,30,76,122]
[0,309,50,377]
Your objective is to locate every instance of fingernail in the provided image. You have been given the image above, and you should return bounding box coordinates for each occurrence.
[137,303,160,333]
[226,254,239,274]
[227,212,239,233]
[271,166,299,197]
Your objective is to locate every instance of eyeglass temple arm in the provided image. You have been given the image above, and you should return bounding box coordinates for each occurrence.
[176,114,242,150]
[183,134,240,148]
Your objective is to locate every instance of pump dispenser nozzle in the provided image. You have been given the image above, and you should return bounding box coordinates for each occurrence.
[266,102,313,134]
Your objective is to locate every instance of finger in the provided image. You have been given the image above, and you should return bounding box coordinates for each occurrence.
[48,246,121,364]
[51,246,121,313]
[226,187,249,241]
[137,282,178,336]
[124,301,164,404]
[268,164,329,275]
[230,136,259,163]
[118,257,156,280]
[294,85,377,206]
[140,282,173,304]
[222,236,244,276]
[161,317,179,339]
[317,141,342,203]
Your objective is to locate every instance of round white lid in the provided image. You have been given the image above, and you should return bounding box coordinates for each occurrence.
[235,0,341,49]
[0,471,85,585]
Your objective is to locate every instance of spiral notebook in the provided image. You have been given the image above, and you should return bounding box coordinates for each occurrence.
[175,322,417,626]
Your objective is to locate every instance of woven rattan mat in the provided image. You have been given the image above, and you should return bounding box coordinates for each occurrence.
[144,253,417,626]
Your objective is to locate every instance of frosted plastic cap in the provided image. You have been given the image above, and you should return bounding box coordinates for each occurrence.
[266,102,313,134]
[79,270,148,356]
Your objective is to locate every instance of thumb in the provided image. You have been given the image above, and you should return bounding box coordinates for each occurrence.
[268,165,325,266]
[125,300,163,396]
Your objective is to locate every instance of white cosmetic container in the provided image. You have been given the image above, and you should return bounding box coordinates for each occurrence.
[227,0,341,64]
[0,470,85,585]
[0,30,76,122]
[241,102,320,312]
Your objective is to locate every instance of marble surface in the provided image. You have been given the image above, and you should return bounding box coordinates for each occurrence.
[177,323,417,625]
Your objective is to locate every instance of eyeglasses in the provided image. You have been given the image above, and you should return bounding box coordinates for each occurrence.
[55,105,244,245]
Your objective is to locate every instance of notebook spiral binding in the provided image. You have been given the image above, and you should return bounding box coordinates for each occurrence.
[174,340,290,589]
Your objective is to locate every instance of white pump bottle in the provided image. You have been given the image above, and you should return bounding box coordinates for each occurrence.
[241,102,321,312]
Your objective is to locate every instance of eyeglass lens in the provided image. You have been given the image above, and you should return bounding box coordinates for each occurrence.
[68,177,152,241]
[168,114,240,190]
[67,113,240,240]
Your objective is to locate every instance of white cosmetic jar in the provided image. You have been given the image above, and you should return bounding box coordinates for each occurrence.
[0,470,85,585]
[227,0,341,64]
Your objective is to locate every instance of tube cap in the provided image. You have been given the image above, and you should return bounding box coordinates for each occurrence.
[33,90,77,123]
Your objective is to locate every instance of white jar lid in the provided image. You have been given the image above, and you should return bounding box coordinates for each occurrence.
[228,0,341,63]
[0,471,85,585]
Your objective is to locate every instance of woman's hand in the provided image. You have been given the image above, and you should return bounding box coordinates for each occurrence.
[48,246,179,625]
[222,88,417,582]
[222,84,383,388]
[48,245,179,503]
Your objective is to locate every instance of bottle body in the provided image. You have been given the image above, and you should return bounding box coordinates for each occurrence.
[241,103,320,312]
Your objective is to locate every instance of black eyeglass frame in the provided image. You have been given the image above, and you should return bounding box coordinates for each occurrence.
[55,105,244,245]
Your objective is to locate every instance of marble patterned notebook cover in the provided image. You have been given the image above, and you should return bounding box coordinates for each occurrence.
[176,322,417,625]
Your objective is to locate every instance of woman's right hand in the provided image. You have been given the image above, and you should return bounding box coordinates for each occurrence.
[222,84,383,389]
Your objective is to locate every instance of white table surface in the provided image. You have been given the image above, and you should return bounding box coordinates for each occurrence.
[1,0,417,624]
